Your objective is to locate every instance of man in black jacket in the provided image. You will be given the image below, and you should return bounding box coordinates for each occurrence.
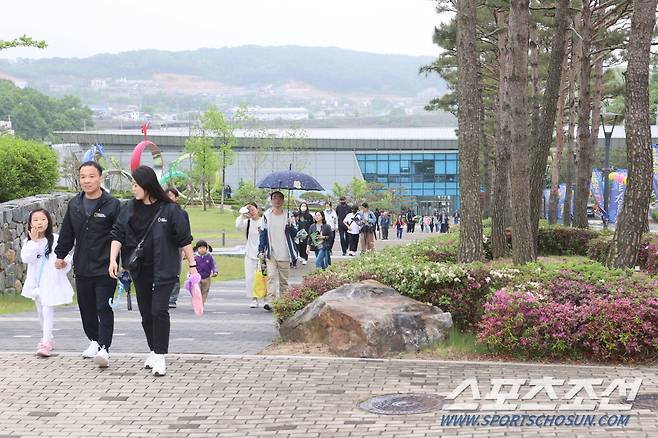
[335,196,351,256]
[54,161,121,368]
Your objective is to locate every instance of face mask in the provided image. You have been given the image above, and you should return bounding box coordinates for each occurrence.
[301,207,307,212]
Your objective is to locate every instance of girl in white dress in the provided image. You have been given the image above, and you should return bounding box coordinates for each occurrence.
[20,209,74,357]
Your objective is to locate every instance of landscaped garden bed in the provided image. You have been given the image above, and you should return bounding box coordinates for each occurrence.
[272,225,658,364]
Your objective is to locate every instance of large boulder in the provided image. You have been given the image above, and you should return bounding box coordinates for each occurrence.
[279,280,453,357]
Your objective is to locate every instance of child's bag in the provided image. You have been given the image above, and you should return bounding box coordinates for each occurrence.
[253,257,268,299]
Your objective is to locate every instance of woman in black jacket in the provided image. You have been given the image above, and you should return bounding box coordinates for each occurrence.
[109,166,196,376]
[295,202,314,266]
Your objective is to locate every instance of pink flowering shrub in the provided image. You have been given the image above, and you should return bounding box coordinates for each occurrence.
[478,275,658,362]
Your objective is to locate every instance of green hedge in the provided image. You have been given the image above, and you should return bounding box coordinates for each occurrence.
[0,136,58,202]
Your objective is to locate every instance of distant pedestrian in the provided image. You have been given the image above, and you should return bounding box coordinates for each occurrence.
[309,211,332,269]
[335,196,351,256]
[235,202,262,308]
[323,201,338,263]
[380,211,390,240]
[295,202,313,266]
[357,202,377,253]
[395,215,405,239]
[343,205,361,256]
[21,208,74,358]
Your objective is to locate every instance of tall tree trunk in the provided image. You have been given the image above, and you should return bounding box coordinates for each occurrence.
[529,20,541,148]
[508,0,535,264]
[481,101,491,219]
[563,22,582,226]
[607,0,658,268]
[590,54,604,168]
[456,0,484,263]
[492,9,511,259]
[573,3,593,228]
[529,0,571,239]
[548,37,570,224]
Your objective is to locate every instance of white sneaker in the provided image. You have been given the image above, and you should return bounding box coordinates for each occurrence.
[250,299,259,308]
[302,259,307,265]
[81,341,99,359]
[151,354,166,376]
[93,347,110,368]
[144,351,157,369]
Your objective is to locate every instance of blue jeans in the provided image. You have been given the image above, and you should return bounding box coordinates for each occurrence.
[315,247,329,269]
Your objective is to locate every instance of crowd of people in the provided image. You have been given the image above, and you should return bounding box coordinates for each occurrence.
[18,161,460,376]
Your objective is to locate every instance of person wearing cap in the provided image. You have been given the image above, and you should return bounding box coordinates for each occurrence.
[235,202,262,308]
[335,196,351,256]
[258,191,298,311]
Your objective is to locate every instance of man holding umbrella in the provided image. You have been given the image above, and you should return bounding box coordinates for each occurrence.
[258,191,298,311]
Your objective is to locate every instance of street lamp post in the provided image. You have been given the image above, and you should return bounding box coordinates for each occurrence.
[601,112,620,229]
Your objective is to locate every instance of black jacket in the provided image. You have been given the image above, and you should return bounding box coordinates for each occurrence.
[335,203,351,230]
[111,200,193,285]
[54,190,121,277]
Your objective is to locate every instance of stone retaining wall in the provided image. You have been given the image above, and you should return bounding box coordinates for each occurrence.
[0,193,74,294]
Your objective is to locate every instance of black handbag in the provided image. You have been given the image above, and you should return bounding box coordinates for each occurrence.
[127,206,162,272]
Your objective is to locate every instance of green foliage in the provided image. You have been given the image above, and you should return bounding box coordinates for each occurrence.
[0,47,438,96]
[0,35,47,51]
[299,191,328,205]
[0,80,93,140]
[330,177,404,211]
[233,180,269,210]
[184,136,219,207]
[0,136,58,202]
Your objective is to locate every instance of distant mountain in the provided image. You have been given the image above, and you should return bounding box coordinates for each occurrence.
[0,46,443,97]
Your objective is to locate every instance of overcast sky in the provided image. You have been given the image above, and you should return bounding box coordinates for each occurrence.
[0,0,451,60]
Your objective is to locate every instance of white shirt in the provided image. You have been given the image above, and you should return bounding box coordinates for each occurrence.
[324,209,338,231]
[344,213,361,234]
[235,215,261,260]
[268,211,290,261]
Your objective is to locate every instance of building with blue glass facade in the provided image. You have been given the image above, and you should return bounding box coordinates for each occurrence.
[356,151,459,212]
[57,127,462,214]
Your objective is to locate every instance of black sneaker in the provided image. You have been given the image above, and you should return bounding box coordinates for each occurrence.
[168,303,176,309]
[263,303,272,312]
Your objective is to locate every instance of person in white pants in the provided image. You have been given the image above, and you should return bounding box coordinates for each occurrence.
[235,202,262,308]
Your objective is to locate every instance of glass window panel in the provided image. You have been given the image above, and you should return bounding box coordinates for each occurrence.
[389,161,400,175]
[446,182,458,190]
[356,154,365,160]
[388,154,400,160]
[400,154,412,160]
[446,161,457,174]
[365,162,376,173]
[377,161,388,174]
[366,154,377,161]
[435,161,446,174]
[424,153,434,160]
[447,153,458,160]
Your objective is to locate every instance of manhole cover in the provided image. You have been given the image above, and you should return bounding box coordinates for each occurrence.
[359,394,444,415]
[633,393,658,411]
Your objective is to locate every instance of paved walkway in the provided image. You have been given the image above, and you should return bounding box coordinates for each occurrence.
[2,231,656,437]
[0,353,655,437]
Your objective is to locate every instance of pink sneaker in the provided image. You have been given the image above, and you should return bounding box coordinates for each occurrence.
[36,341,51,357]
[45,338,54,351]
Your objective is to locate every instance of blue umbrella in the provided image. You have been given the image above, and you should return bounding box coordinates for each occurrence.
[257,170,324,192]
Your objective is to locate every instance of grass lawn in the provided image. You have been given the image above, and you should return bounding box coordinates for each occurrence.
[0,294,38,315]
[185,206,242,243]
[0,207,247,314]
